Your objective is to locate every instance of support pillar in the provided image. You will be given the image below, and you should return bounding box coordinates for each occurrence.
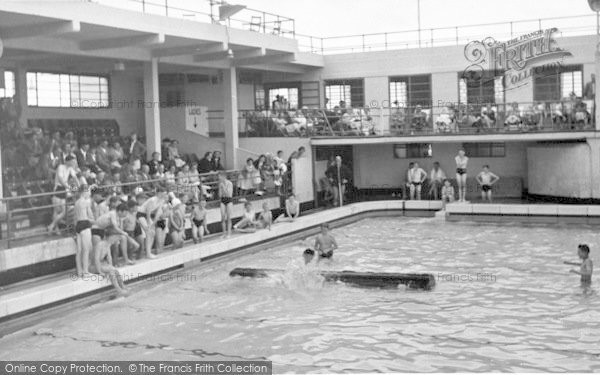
[595,50,600,130]
[143,58,161,159]
[222,66,239,169]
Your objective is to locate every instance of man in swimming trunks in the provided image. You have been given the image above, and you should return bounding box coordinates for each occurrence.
[455,149,469,202]
[138,190,168,258]
[408,162,427,200]
[314,223,338,260]
[565,244,593,284]
[476,165,500,202]
[191,199,209,244]
[219,172,234,238]
[74,187,95,277]
[124,199,145,260]
[91,203,137,266]
[90,235,128,296]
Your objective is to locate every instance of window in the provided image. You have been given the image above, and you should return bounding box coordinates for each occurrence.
[458,71,504,105]
[254,87,265,110]
[268,87,299,109]
[462,143,505,157]
[393,144,433,159]
[27,72,109,108]
[534,65,583,101]
[0,71,16,98]
[389,75,431,109]
[325,79,364,109]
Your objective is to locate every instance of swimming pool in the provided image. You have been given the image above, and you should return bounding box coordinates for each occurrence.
[0,217,599,372]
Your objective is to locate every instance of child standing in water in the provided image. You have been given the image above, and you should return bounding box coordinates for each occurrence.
[455,149,469,202]
[564,244,593,284]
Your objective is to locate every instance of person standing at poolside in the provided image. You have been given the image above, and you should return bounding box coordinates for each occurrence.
[219,172,234,238]
[138,190,167,259]
[408,162,427,200]
[565,244,593,285]
[428,162,446,200]
[326,156,351,207]
[476,165,500,202]
[455,149,469,202]
[191,200,209,243]
[74,188,95,277]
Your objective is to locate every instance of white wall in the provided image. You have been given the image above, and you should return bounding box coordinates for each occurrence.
[527,143,593,198]
[353,142,530,189]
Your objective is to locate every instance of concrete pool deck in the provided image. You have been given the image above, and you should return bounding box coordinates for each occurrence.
[0,200,441,321]
[3,199,600,321]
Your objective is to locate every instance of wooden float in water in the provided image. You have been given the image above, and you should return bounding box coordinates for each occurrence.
[229,268,436,290]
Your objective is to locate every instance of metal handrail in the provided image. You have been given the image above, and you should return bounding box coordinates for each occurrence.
[296,13,597,54]
[88,0,296,37]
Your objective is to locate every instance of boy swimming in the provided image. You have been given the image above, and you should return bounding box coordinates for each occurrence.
[564,244,593,284]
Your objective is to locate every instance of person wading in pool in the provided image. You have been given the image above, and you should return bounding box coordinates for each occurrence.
[313,223,338,260]
[219,171,234,238]
[564,244,594,285]
[455,149,469,202]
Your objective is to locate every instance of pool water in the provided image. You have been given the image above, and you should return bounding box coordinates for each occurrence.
[1,217,599,372]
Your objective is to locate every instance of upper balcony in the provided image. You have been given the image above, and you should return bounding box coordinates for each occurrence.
[238,100,598,144]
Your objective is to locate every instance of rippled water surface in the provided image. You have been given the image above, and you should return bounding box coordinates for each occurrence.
[1,217,599,372]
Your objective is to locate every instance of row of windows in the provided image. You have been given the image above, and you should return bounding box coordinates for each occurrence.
[0,70,110,108]
[256,66,583,111]
[394,143,506,159]
[0,66,585,110]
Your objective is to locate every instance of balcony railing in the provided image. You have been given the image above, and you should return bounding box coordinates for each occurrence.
[0,170,291,249]
[238,100,596,138]
[297,13,597,54]
[87,0,295,38]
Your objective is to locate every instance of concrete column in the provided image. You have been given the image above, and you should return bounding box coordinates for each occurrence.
[222,66,239,169]
[143,58,161,159]
[595,50,600,131]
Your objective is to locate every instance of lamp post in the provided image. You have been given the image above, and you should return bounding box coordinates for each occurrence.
[588,0,600,130]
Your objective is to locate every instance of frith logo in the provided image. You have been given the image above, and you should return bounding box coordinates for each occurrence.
[462,28,573,91]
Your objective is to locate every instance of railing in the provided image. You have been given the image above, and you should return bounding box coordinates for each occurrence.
[0,169,291,249]
[88,0,295,38]
[237,100,597,138]
[297,14,597,54]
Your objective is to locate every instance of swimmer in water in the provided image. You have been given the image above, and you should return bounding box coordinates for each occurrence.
[303,248,315,264]
[564,244,593,284]
[314,223,338,260]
